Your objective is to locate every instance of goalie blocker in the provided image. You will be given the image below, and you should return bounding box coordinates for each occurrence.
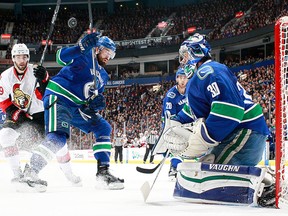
[174,162,275,207]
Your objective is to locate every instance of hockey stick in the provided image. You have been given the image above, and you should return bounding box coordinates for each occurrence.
[40,0,61,66]
[136,111,172,174]
[26,0,61,114]
[140,151,170,202]
[88,0,98,98]
[136,151,168,174]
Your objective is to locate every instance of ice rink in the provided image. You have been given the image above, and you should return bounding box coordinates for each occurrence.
[0,161,287,216]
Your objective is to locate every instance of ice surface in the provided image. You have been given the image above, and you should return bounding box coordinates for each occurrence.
[0,162,287,216]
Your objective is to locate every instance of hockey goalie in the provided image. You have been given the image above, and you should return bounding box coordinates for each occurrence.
[153,33,276,207]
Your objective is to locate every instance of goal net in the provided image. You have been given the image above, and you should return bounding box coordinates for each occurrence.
[274,16,288,209]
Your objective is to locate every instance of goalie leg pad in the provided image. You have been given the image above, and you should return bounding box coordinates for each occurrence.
[173,162,266,206]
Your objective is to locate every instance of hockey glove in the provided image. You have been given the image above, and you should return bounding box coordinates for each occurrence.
[33,65,49,82]
[88,93,106,112]
[78,32,100,54]
[4,104,31,128]
[78,107,102,124]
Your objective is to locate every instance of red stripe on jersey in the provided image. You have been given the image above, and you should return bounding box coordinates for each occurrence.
[35,88,43,100]
[0,98,13,112]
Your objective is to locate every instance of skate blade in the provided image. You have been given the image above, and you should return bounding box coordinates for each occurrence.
[107,182,124,190]
[70,180,83,187]
[14,181,47,193]
[95,178,124,190]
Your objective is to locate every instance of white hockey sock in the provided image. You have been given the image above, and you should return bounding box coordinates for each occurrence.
[56,144,73,175]
[58,161,73,174]
[8,155,22,178]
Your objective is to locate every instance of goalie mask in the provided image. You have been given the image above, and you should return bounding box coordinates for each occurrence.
[179,33,211,78]
[11,43,30,73]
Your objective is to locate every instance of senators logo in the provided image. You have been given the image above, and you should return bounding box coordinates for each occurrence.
[12,84,30,109]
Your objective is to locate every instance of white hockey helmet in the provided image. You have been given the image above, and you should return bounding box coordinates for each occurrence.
[11,43,30,62]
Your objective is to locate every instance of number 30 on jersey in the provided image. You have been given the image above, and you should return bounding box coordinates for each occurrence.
[207,82,220,98]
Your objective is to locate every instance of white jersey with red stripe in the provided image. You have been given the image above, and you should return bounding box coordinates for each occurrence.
[0,64,44,115]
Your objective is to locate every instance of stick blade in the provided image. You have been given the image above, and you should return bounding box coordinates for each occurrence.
[140,181,151,202]
[136,165,159,174]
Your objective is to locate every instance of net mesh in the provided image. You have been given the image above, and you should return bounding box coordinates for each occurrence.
[275,16,288,208]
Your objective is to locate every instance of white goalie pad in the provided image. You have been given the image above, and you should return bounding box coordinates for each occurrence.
[164,118,219,159]
[173,162,266,206]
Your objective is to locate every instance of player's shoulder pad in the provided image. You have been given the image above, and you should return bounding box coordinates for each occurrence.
[196,65,214,80]
[167,91,176,99]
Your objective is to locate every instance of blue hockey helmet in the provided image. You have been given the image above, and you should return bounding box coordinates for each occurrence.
[179,33,211,78]
[97,36,116,59]
[175,67,185,79]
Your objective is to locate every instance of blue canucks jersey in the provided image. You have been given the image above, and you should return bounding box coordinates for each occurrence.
[44,46,109,107]
[177,60,269,141]
[162,85,187,121]
[0,108,5,129]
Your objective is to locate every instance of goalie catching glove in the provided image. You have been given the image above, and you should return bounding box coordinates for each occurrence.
[164,118,219,159]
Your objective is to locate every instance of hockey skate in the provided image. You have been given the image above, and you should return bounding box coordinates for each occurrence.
[64,172,82,187]
[96,164,124,190]
[258,183,276,207]
[11,167,24,184]
[258,166,276,207]
[168,165,177,181]
[15,164,47,193]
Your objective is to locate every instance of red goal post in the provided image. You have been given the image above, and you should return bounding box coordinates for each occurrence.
[274,16,288,209]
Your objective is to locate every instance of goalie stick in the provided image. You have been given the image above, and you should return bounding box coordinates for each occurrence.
[136,151,168,174]
[136,111,176,174]
[26,0,61,114]
[140,151,170,202]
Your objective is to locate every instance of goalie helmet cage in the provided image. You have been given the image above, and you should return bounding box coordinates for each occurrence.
[275,16,288,209]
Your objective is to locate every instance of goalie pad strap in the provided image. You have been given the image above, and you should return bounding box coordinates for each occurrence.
[174,162,266,206]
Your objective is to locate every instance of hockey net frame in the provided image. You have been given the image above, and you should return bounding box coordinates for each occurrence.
[275,16,288,209]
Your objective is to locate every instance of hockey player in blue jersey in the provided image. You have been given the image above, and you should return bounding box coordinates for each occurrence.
[155,33,274,207]
[21,33,124,191]
[161,67,188,179]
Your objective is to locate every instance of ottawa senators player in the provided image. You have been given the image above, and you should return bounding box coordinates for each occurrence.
[0,43,81,190]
